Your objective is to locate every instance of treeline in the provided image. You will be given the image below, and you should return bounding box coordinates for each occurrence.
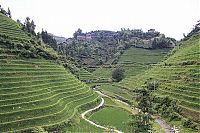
[183,20,200,40]
[0,5,11,18]
[71,28,176,49]
[58,28,175,66]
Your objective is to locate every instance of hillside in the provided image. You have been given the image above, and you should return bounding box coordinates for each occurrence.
[58,29,175,66]
[0,13,98,132]
[78,68,99,82]
[93,47,170,79]
[118,47,170,78]
[119,31,200,131]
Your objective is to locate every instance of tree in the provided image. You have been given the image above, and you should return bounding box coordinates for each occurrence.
[137,89,152,113]
[128,113,152,133]
[135,112,152,132]
[131,81,154,132]
[30,20,36,35]
[24,17,36,35]
[7,7,11,18]
[40,30,57,50]
[0,5,7,16]
[24,17,31,32]
[73,28,83,39]
[194,20,200,29]
[112,67,125,82]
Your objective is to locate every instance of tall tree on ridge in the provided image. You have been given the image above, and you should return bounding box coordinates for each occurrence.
[24,17,36,35]
[7,7,11,18]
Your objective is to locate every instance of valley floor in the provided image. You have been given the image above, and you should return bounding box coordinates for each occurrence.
[80,90,173,133]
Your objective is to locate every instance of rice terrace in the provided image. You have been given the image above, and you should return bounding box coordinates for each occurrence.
[0,0,199,133]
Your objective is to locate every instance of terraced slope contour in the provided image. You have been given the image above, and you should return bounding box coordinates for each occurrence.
[0,13,98,132]
[118,47,170,77]
[93,47,170,79]
[119,32,200,124]
[79,68,99,81]
[0,13,31,43]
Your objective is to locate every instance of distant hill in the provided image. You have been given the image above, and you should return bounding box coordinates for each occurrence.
[58,29,176,66]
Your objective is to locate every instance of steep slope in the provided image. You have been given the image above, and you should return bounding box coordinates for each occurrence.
[78,68,99,82]
[93,47,170,79]
[118,47,170,78]
[119,31,200,129]
[0,13,31,42]
[0,13,98,132]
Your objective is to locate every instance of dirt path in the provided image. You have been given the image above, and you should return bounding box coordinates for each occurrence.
[81,97,123,133]
[153,116,173,133]
[95,90,174,133]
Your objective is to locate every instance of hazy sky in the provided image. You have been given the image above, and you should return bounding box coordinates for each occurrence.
[0,0,199,40]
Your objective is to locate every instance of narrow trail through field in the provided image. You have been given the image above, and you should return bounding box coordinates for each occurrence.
[81,96,123,133]
[97,90,174,133]
[81,90,173,133]
[154,116,173,133]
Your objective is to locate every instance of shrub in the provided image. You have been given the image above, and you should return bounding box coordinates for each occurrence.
[112,67,125,82]
[32,127,48,133]
[183,119,198,130]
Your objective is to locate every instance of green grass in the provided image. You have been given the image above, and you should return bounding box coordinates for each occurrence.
[89,106,131,132]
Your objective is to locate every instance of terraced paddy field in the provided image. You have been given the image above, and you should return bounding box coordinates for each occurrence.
[119,32,200,131]
[0,57,98,132]
[118,47,170,78]
[65,119,104,132]
[99,84,137,104]
[0,13,99,132]
[78,68,99,81]
[92,67,114,79]
[63,99,104,133]
[89,106,131,132]
[93,47,170,79]
[0,13,31,43]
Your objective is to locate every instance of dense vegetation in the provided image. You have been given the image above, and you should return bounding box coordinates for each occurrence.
[39,30,58,51]
[112,67,125,82]
[58,28,175,67]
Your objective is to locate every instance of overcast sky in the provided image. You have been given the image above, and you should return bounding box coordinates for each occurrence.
[0,0,199,40]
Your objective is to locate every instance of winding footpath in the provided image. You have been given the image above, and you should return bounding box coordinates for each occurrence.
[81,97,123,133]
[81,90,173,133]
[154,116,173,133]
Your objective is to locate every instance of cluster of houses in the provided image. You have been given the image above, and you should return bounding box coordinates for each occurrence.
[65,33,97,43]
[65,29,164,46]
[76,33,97,40]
